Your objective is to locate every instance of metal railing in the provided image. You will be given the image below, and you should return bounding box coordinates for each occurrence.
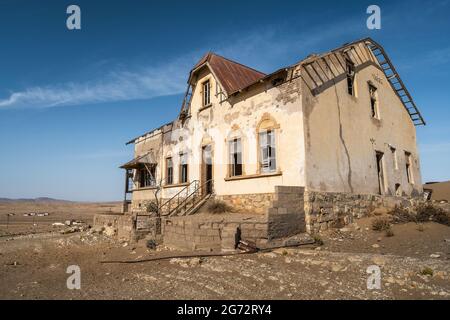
[161,179,213,217]
[158,180,199,216]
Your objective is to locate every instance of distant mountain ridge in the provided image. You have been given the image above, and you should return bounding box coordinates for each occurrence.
[0,197,73,203]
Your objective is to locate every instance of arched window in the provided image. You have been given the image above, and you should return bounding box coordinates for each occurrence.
[257,114,279,173]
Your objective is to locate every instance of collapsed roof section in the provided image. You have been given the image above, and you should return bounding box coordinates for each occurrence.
[295,37,426,126]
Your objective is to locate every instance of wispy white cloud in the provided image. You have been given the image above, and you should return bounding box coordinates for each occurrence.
[0,55,194,109]
[0,17,359,110]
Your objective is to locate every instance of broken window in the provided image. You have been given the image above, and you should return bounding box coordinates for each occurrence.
[375,151,385,195]
[405,152,414,184]
[369,84,380,119]
[179,153,188,183]
[229,138,243,177]
[259,130,276,173]
[203,80,211,106]
[390,146,398,170]
[346,58,356,96]
[166,157,173,185]
[139,166,156,188]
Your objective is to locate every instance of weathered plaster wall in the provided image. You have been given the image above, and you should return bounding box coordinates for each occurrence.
[157,66,306,200]
[301,50,422,197]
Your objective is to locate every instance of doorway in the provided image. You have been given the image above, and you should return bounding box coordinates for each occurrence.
[375,151,385,195]
[202,145,213,195]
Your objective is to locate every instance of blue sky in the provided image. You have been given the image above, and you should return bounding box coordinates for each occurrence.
[0,0,449,201]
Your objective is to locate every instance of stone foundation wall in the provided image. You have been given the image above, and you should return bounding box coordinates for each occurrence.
[131,198,171,214]
[163,215,268,251]
[135,215,161,240]
[304,190,424,233]
[268,186,306,239]
[93,213,134,241]
[215,193,274,214]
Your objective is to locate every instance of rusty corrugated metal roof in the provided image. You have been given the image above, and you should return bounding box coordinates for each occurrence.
[192,52,266,94]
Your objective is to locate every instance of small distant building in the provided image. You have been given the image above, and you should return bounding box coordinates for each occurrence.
[109,38,426,247]
[423,181,450,202]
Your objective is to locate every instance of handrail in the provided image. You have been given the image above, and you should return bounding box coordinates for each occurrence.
[158,180,199,215]
[161,179,213,217]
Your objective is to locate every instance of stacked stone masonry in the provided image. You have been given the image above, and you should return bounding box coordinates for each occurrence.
[163,215,269,251]
[267,186,306,239]
[304,190,425,233]
[215,193,274,214]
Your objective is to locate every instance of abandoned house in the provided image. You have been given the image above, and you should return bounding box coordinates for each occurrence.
[95,37,426,250]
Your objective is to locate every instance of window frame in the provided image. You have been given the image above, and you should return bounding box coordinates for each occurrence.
[259,129,277,173]
[179,152,189,184]
[139,166,156,188]
[345,58,356,96]
[405,151,414,184]
[228,138,243,177]
[166,157,173,185]
[390,146,398,170]
[202,80,211,107]
[368,82,380,119]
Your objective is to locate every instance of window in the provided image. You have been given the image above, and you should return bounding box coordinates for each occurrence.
[229,138,243,177]
[405,152,414,184]
[375,151,385,195]
[139,166,156,188]
[203,80,211,106]
[179,153,188,183]
[390,146,398,170]
[369,84,379,119]
[346,58,356,96]
[259,130,276,173]
[166,157,173,185]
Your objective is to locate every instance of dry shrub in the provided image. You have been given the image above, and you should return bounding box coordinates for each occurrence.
[416,204,449,226]
[313,235,324,246]
[385,228,394,237]
[389,203,449,227]
[420,267,434,277]
[145,201,158,214]
[390,205,413,223]
[372,217,391,231]
[434,211,450,226]
[207,200,231,214]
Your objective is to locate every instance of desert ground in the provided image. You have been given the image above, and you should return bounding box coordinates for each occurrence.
[0,201,449,300]
[0,200,121,237]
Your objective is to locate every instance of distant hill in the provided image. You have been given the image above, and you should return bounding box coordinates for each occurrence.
[0,197,73,203]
